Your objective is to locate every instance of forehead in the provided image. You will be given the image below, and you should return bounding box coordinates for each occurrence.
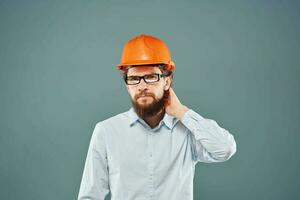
[127,66,161,76]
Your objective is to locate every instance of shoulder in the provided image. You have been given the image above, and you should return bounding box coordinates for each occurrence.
[90,109,130,142]
[94,109,130,130]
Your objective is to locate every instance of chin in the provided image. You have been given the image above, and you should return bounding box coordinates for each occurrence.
[137,102,152,108]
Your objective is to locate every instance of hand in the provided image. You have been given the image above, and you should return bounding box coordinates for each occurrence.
[165,87,189,120]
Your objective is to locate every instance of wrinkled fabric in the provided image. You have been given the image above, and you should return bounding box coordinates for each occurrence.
[78,107,236,200]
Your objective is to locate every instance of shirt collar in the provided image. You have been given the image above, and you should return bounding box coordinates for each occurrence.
[128,107,179,130]
[128,107,139,125]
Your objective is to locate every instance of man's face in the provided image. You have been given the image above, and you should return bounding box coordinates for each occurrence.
[125,66,172,118]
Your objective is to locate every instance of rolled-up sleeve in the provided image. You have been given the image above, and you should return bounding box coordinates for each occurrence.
[78,123,110,200]
[181,109,237,163]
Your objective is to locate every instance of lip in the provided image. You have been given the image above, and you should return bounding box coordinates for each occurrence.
[137,95,153,100]
[138,96,150,98]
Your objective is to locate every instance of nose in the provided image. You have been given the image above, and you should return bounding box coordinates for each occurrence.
[137,78,148,91]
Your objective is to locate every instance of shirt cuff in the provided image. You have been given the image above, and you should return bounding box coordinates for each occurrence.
[180,109,206,140]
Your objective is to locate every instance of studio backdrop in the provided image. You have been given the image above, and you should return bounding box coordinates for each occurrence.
[0,0,299,199]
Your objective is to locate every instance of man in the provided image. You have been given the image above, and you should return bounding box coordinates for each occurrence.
[78,34,237,200]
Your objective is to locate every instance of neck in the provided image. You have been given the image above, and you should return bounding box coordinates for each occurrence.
[143,109,165,129]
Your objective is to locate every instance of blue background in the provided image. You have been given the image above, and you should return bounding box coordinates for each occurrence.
[0,0,299,199]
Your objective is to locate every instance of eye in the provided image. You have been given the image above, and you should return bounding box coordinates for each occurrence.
[144,74,158,81]
[126,76,141,85]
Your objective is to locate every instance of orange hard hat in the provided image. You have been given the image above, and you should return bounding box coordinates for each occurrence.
[117,34,175,71]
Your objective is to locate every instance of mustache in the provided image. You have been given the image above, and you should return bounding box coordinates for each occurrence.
[134,92,155,100]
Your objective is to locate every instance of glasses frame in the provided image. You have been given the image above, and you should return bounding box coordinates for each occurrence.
[124,73,165,85]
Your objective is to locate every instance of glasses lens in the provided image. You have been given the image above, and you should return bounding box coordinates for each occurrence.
[126,76,140,85]
[144,74,159,83]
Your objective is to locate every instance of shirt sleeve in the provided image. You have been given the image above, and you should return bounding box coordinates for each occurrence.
[78,123,110,200]
[181,109,237,163]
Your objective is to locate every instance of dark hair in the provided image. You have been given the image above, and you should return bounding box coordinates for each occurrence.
[122,64,173,82]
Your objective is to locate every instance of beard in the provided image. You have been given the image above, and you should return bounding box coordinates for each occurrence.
[131,89,170,119]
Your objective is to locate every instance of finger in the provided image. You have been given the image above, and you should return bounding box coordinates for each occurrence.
[171,88,178,99]
[169,87,175,95]
[170,88,180,103]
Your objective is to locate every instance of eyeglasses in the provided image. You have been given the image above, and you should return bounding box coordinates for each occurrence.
[125,73,165,85]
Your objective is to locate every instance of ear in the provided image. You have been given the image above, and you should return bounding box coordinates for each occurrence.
[164,76,172,91]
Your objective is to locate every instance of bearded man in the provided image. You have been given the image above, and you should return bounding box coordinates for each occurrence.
[78,34,237,200]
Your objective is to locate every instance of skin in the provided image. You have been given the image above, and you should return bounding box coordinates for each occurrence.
[126,66,189,128]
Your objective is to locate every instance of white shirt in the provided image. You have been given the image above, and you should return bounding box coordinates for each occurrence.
[78,107,237,200]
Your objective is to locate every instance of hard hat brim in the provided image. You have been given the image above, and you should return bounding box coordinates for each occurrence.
[117,61,175,71]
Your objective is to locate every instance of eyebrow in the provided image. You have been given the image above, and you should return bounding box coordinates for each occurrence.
[127,72,158,76]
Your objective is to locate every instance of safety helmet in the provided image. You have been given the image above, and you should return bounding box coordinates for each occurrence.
[117,34,175,71]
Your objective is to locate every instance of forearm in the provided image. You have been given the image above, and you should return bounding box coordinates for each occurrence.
[181,109,236,161]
